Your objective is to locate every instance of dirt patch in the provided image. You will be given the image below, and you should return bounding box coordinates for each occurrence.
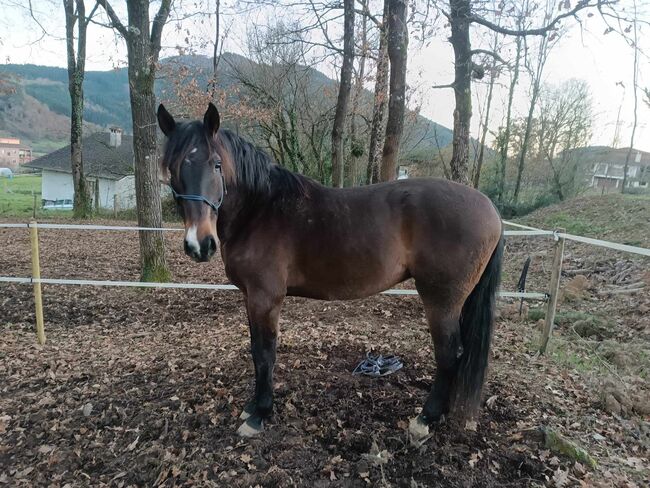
[1,217,649,487]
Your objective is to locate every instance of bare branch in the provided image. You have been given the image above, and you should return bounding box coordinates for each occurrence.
[470,0,615,37]
[151,0,172,53]
[355,0,381,28]
[432,82,455,89]
[470,49,507,65]
[97,0,127,37]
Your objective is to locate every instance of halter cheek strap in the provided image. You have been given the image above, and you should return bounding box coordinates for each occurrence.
[170,162,227,213]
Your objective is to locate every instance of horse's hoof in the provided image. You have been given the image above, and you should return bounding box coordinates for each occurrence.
[408,415,430,446]
[239,401,256,420]
[237,416,264,437]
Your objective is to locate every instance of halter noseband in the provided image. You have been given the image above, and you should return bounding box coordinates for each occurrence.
[170,158,227,213]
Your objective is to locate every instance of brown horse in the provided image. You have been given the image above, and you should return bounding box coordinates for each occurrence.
[157,103,504,437]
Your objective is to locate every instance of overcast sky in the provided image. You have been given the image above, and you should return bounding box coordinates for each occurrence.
[1,0,649,152]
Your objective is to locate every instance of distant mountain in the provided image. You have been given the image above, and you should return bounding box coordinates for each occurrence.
[0,53,454,157]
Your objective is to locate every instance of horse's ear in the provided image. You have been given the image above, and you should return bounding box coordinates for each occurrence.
[204,102,220,138]
[157,104,176,137]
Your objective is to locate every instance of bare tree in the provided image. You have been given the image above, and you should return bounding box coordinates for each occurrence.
[472,52,499,188]
[330,0,355,187]
[539,80,593,200]
[366,0,389,184]
[621,0,640,194]
[379,0,408,182]
[436,0,619,185]
[495,32,522,203]
[348,11,368,186]
[513,6,559,204]
[63,0,98,218]
[98,0,172,282]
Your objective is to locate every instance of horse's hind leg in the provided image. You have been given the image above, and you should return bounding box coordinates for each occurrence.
[417,289,464,424]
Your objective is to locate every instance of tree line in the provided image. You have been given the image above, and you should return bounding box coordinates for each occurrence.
[13,0,647,281]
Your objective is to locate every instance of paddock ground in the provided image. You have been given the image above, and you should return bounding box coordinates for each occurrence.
[1,214,648,487]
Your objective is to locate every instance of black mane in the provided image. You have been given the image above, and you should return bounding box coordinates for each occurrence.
[218,128,310,200]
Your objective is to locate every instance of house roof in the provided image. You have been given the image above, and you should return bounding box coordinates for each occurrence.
[0,142,30,150]
[24,132,134,180]
[570,146,650,167]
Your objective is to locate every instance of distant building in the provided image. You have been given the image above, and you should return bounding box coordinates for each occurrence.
[24,128,137,209]
[0,138,33,170]
[587,147,650,191]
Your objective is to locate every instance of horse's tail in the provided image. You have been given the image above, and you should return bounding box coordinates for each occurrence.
[451,235,504,420]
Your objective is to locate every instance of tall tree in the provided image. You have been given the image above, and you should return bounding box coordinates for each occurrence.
[330,0,355,187]
[348,12,368,186]
[496,33,522,204]
[366,0,390,184]
[513,14,557,204]
[621,1,639,194]
[99,0,172,282]
[63,0,98,218]
[538,80,592,200]
[379,0,408,182]
[472,54,498,188]
[440,0,614,185]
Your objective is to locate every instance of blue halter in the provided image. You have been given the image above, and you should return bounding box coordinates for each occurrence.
[170,160,227,213]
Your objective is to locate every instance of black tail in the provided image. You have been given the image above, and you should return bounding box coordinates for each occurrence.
[451,236,504,419]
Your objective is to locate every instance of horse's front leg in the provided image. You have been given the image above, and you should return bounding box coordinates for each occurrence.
[237,290,284,437]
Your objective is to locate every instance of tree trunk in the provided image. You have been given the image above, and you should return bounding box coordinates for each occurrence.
[622,13,639,194]
[366,0,390,185]
[496,34,522,204]
[125,0,170,282]
[473,64,496,188]
[448,0,472,185]
[513,34,549,204]
[330,0,355,187]
[379,0,408,182]
[64,0,92,218]
[349,13,367,187]
[513,82,540,203]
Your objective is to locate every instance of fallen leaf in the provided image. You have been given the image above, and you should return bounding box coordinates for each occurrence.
[127,436,139,451]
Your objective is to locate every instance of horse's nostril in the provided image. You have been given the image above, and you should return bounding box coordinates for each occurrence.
[208,236,217,254]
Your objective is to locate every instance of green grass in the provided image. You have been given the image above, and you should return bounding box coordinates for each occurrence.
[0,175,71,218]
[542,211,606,236]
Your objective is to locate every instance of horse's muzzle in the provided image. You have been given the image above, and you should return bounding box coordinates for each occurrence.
[184,234,217,262]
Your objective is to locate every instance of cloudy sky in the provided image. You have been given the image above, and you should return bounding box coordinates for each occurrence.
[1,0,648,151]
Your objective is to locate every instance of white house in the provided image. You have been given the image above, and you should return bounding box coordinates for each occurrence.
[25,128,138,209]
[586,147,650,191]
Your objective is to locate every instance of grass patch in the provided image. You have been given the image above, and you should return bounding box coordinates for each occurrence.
[547,337,609,375]
[0,174,72,219]
[543,211,605,236]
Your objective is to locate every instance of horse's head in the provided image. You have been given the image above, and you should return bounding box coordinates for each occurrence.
[157,103,225,262]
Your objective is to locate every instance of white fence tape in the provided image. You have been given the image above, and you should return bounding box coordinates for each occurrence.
[502,220,544,231]
[0,221,554,237]
[502,220,650,257]
[0,275,545,299]
[558,232,650,257]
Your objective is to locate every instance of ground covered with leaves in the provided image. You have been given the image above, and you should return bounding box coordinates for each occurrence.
[1,195,649,487]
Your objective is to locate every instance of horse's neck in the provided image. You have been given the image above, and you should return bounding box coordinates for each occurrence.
[216,184,258,244]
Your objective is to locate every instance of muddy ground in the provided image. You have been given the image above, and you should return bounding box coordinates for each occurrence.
[0,214,649,487]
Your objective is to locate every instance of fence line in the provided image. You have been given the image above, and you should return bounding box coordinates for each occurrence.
[2,219,649,350]
[5,222,650,256]
[0,276,546,299]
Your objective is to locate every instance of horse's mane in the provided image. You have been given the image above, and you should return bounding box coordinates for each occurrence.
[217,128,310,200]
[161,121,310,201]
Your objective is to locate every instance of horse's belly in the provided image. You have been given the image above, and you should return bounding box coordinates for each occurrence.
[287,262,410,300]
